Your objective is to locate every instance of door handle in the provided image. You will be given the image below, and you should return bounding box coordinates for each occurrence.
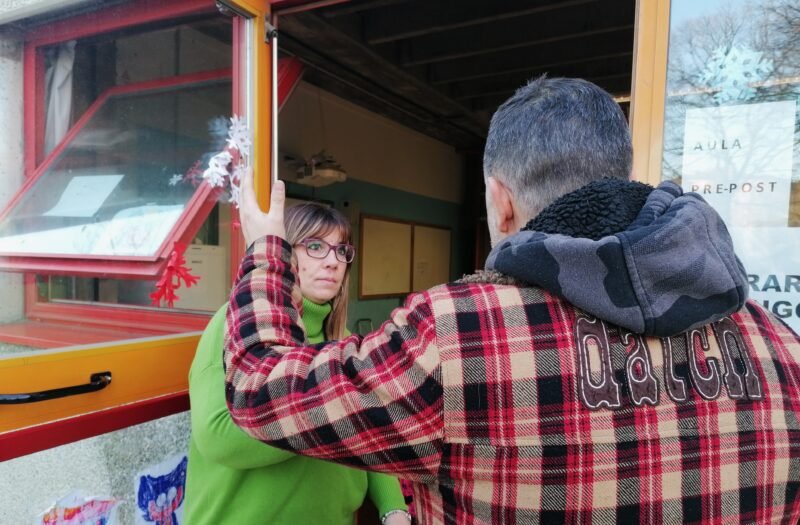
[0,371,111,405]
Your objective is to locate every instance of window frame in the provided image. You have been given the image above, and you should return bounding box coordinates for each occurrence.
[0,0,233,279]
[1,68,232,278]
[629,0,671,185]
[0,0,272,461]
[0,0,304,462]
[0,0,241,339]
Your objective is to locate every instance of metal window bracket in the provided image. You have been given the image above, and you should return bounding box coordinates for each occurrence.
[215,0,253,18]
[266,21,278,43]
[267,19,279,184]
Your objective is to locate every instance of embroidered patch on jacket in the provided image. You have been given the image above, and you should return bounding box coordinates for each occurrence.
[574,314,764,410]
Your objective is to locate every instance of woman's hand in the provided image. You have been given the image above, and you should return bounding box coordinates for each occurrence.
[239,167,286,247]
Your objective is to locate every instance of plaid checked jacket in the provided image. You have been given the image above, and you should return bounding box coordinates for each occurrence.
[224,236,800,524]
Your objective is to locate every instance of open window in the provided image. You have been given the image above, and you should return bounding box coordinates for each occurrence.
[0,5,303,350]
[0,0,304,461]
[0,70,231,278]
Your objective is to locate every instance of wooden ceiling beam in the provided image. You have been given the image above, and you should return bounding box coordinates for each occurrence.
[405,25,634,67]
[363,0,597,45]
[318,0,415,18]
[447,56,633,99]
[468,78,632,111]
[434,51,633,86]
[278,10,488,138]
[428,30,634,85]
[398,2,635,66]
[455,72,632,101]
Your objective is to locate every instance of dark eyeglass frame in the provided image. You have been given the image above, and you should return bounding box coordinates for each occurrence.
[296,237,356,263]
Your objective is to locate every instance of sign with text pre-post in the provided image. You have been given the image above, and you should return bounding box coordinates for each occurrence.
[681,99,800,333]
[681,100,796,227]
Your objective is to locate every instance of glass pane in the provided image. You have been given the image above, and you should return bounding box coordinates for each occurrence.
[41,203,232,312]
[662,0,800,332]
[47,16,233,159]
[0,78,231,257]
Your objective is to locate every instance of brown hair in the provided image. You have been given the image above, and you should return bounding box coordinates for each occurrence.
[284,203,352,340]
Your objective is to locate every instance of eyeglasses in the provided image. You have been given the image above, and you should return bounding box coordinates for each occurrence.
[296,238,356,263]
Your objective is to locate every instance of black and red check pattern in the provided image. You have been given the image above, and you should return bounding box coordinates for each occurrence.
[224,236,800,524]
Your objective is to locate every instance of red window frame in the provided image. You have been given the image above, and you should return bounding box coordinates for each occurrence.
[0,0,234,340]
[0,69,231,279]
[11,64,304,344]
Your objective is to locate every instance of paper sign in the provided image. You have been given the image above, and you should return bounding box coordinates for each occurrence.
[730,227,800,334]
[681,101,796,227]
[43,174,124,218]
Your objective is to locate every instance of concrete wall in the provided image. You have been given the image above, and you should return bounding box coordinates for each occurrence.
[0,32,25,324]
[0,413,190,524]
[0,0,93,25]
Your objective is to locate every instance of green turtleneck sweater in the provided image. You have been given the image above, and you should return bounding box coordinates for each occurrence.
[184,299,406,524]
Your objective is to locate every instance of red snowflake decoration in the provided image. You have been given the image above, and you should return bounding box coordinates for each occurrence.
[150,243,200,308]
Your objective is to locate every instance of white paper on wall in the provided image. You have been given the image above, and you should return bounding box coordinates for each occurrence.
[681,100,796,227]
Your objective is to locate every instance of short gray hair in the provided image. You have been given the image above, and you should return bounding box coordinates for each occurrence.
[483,76,632,218]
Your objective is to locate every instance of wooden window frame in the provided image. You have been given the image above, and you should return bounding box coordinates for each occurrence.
[629,0,671,186]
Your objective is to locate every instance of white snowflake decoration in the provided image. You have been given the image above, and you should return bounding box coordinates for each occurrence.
[203,150,233,188]
[231,163,246,185]
[199,116,252,207]
[226,115,252,159]
[228,181,241,206]
[168,174,184,186]
[696,45,773,104]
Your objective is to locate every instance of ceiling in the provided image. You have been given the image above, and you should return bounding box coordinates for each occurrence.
[278,0,636,149]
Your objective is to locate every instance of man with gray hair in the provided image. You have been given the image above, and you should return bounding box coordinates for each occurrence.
[224,76,800,524]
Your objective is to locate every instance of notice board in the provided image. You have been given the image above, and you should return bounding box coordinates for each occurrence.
[359,216,412,298]
[412,225,451,292]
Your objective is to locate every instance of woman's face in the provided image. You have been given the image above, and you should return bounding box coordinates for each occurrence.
[295,230,348,304]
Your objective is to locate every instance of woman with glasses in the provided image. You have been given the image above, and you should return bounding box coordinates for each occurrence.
[185,203,410,525]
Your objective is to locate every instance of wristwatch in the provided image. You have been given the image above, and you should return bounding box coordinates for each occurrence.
[380,509,413,524]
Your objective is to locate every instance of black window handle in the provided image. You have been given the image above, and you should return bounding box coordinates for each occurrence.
[0,371,111,405]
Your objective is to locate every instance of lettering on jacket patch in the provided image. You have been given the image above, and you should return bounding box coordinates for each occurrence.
[574,315,764,410]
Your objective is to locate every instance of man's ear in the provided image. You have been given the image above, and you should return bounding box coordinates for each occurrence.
[487,176,515,235]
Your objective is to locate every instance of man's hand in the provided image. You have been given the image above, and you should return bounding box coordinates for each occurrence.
[239,167,286,248]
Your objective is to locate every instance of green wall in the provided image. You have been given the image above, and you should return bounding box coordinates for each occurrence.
[285,177,467,335]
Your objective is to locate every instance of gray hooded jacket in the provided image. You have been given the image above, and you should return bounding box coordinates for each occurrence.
[485,180,749,337]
